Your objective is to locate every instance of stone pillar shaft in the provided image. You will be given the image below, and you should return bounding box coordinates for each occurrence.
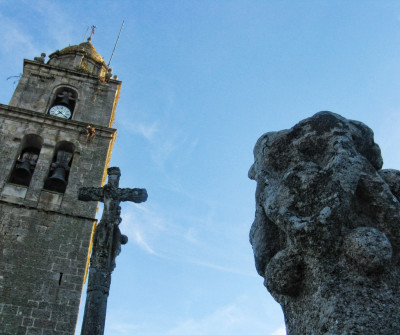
[81,268,111,335]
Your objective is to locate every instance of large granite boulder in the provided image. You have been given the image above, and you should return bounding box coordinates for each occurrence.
[249,111,400,334]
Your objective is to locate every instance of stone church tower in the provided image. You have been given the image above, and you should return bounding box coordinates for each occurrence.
[0,39,121,334]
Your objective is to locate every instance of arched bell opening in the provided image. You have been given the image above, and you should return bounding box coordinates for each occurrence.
[43,141,75,193]
[9,134,43,187]
[48,87,78,119]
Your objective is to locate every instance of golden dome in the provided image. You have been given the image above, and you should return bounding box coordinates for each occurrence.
[57,39,106,65]
[47,38,108,76]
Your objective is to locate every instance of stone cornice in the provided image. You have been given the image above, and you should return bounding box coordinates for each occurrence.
[0,198,98,221]
[23,59,122,86]
[0,103,116,139]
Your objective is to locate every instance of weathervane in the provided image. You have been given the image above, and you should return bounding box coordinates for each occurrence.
[83,25,97,42]
[89,25,97,40]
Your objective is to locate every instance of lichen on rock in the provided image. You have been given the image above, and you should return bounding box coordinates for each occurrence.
[249,111,400,334]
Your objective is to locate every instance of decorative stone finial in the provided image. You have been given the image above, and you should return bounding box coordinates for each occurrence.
[33,53,46,63]
[249,111,400,334]
[105,68,113,82]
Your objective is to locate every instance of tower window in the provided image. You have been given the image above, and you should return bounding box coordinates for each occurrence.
[43,141,75,193]
[48,88,77,120]
[9,134,43,187]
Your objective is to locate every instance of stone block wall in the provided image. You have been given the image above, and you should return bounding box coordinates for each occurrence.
[0,103,116,334]
[0,204,94,335]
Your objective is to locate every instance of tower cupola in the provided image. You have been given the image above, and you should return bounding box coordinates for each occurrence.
[48,37,108,77]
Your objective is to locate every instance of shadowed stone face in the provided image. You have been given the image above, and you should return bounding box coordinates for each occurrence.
[249,111,400,335]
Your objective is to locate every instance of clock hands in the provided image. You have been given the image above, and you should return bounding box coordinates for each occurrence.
[49,105,71,119]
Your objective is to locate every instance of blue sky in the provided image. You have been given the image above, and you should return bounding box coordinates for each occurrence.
[1,1,400,334]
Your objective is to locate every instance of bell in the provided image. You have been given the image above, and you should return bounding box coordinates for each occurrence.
[57,91,72,108]
[11,161,32,186]
[44,167,67,193]
[59,96,70,107]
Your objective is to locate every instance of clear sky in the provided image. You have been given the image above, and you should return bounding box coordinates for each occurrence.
[1,1,400,335]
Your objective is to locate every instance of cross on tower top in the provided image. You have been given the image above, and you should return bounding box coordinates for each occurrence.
[88,25,96,42]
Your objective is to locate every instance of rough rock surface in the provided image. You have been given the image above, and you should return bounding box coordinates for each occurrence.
[249,111,400,335]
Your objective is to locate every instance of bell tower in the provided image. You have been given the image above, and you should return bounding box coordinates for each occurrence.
[0,38,121,334]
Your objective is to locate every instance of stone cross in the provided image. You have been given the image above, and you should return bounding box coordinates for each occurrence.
[78,167,148,335]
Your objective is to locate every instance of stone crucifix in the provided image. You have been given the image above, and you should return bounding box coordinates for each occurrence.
[78,167,148,335]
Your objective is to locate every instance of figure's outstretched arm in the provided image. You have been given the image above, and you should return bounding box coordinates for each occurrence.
[118,188,148,203]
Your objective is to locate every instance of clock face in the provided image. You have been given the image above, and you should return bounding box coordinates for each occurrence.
[49,105,72,119]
